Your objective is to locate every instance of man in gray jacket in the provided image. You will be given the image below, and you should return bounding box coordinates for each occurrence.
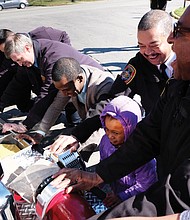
[37,57,114,134]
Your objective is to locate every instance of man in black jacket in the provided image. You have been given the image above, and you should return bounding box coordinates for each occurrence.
[50,5,190,220]
[109,9,174,115]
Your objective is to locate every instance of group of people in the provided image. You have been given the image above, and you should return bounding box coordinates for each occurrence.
[0,3,190,220]
[50,6,190,220]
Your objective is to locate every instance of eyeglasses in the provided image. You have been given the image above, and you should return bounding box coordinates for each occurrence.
[173,22,190,38]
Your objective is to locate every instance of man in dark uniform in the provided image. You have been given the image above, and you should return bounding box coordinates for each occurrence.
[50,5,190,220]
[110,9,174,115]
[0,27,71,112]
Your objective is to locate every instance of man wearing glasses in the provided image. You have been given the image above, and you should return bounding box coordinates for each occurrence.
[50,6,190,220]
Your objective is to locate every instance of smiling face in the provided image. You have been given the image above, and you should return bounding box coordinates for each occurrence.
[10,44,34,67]
[104,115,125,147]
[138,27,172,65]
[167,6,190,80]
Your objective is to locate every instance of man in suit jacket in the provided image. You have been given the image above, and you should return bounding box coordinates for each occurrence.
[0,27,72,112]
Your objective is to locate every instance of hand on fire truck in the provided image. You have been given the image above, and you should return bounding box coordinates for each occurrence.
[51,168,103,193]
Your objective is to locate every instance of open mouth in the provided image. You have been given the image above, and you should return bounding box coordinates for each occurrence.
[144,53,160,65]
[146,53,159,60]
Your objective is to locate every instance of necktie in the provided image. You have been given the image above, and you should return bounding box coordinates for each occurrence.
[160,63,168,80]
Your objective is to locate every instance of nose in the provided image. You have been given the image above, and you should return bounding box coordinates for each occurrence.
[143,46,153,55]
[61,90,67,96]
[106,131,114,140]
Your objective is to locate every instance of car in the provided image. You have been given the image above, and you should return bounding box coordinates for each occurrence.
[0,0,29,10]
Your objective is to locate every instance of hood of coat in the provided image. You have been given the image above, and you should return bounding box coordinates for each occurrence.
[100,96,142,142]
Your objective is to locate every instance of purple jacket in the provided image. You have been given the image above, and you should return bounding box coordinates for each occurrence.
[99,96,157,201]
[29,26,71,46]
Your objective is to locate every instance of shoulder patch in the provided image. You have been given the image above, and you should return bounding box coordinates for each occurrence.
[121,64,136,84]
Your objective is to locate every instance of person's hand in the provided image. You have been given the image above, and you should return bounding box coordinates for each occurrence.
[50,168,104,193]
[103,191,122,208]
[49,135,79,154]
[2,123,27,133]
[16,132,44,145]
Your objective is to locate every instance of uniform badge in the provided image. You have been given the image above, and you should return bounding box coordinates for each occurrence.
[121,64,136,84]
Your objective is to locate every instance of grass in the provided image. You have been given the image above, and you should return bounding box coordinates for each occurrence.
[29,0,98,6]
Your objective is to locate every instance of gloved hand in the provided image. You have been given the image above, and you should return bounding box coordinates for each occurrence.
[16,130,45,145]
[49,135,79,154]
[2,123,27,133]
[103,191,122,208]
[51,168,104,193]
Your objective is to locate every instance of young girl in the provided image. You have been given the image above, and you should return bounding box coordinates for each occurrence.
[99,95,157,208]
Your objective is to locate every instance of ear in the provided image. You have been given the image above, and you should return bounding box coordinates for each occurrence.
[77,75,83,83]
[25,44,31,53]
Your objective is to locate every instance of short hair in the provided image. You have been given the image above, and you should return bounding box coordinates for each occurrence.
[0,29,14,45]
[4,33,33,59]
[138,10,172,37]
[52,57,82,82]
